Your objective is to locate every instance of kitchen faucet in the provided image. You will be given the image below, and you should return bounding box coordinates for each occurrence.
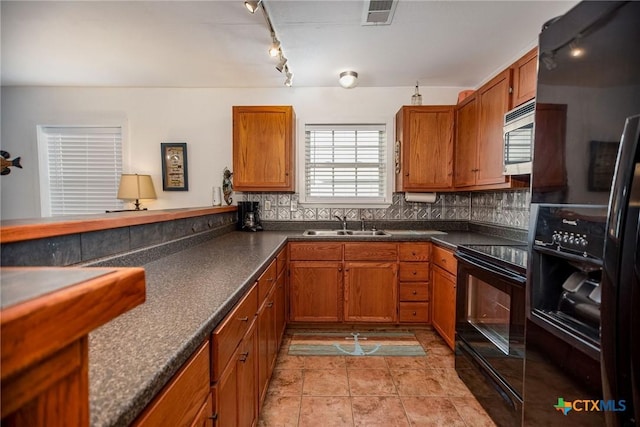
[334,215,347,231]
[360,216,366,231]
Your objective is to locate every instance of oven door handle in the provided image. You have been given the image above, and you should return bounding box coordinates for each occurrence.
[456,252,526,285]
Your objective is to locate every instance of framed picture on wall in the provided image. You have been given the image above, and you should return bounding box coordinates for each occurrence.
[161,142,189,191]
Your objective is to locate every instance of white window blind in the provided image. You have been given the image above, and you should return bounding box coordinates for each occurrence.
[305,124,386,202]
[41,126,123,215]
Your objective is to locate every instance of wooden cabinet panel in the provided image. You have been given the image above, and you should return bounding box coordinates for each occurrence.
[237,322,257,427]
[257,286,276,408]
[344,262,398,322]
[213,360,237,427]
[398,243,430,262]
[432,245,457,275]
[233,106,295,192]
[212,284,258,382]
[289,242,342,261]
[454,93,479,188]
[134,341,210,427]
[399,302,430,323]
[399,262,429,282]
[395,106,455,191]
[275,271,286,346]
[290,261,343,322]
[190,393,213,427]
[431,265,456,350]
[399,282,429,301]
[512,47,538,107]
[344,242,397,261]
[257,259,277,305]
[276,249,287,277]
[477,69,512,186]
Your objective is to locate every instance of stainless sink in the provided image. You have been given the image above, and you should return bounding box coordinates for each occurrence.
[302,229,390,237]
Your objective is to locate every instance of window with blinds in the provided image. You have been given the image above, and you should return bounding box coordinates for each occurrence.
[304,124,387,203]
[39,126,124,216]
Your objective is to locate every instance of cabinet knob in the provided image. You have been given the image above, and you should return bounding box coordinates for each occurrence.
[267,278,274,282]
[412,290,417,295]
[412,271,417,275]
[238,316,249,322]
[412,311,417,316]
[239,352,249,362]
[338,266,342,272]
[267,302,274,308]
[405,173,409,177]
[210,414,218,420]
[411,252,416,256]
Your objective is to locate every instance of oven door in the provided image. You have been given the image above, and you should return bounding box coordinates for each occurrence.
[455,251,526,398]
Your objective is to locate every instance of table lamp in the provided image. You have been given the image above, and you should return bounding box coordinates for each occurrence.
[116,174,157,211]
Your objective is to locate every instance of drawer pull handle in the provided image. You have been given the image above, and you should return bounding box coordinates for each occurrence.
[441,258,446,263]
[411,252,416,256]
[412,311,417,316]
[239,352,249,362]
[267,278,274,282]
[412,290,417,295]
[238,316,249,322]
[412,271,417,275]
[267,302,274,308]
[210,414,218,420]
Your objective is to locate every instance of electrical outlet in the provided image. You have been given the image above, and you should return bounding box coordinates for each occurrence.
[264,200,271,211]
[290,200,298,211]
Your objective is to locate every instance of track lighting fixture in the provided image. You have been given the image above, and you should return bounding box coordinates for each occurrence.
[244,0,262,14]
[339,71,358,89]
[246,0,294,86]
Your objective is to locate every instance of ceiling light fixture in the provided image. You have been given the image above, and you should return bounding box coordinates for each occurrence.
[268,39,281,57]
[339,71,358,89]
[244,0,262,14]
[246,0,293,87]
[276,56,288,73]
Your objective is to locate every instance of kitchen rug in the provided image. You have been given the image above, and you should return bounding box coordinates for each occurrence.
[288,330,426,357]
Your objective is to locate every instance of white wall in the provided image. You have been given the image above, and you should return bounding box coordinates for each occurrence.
[1,86,462,220]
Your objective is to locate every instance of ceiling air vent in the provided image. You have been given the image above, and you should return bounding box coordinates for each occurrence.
[362,0,398,26]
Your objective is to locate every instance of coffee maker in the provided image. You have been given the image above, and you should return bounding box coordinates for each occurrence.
[237,201,263,232]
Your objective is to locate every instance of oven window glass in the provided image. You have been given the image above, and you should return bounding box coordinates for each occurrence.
[466,277,511,355]
[504,123,533,164]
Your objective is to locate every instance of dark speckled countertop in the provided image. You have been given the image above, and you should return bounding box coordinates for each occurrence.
[87,229,523,427]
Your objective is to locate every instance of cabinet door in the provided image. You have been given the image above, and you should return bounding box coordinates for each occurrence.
[511,47,538,108]
[344,262,398,322]
[214,357,238,427]
[454,93,479,187]
[431,265,456,350]
[257,287,276,408]
[396,106,455,191]
[477,69,512,186]
[237,321,257,427]
[233,106,295,192]
[289,261,343,322]
[274,271,286,347]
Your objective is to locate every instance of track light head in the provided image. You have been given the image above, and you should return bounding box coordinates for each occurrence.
[276,57,288,73]
[284,70,293,87]
[244,0,262,14]
[268,40,281,57]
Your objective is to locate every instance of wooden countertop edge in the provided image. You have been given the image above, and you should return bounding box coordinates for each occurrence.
[0,267,146,380]
[0,206,237,244]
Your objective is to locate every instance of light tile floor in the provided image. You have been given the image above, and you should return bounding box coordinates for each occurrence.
[258,328,497,427]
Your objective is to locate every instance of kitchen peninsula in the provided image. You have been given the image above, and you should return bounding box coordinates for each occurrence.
[0,207,524,426]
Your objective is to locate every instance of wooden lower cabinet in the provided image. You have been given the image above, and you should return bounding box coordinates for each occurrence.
[190,394,213,427]
[257,283,277,407]
[289,261,343,322]
[431,264,457,350]
[213,320,257,427]
[344,262,398,322]
[133,341,211,427]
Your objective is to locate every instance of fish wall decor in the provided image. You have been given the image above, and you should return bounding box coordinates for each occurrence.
[0,151,22,175]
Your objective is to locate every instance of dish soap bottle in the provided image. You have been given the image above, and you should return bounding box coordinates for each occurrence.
[411,81,422,105]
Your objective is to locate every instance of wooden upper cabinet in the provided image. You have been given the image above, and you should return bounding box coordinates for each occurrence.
[476,69,512,186]
[232,106,295,192]
[395,106,455,192]
[454,93,479,188]
[511,47,538,108]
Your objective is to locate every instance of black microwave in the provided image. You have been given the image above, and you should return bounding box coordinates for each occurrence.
[503,99,534,175]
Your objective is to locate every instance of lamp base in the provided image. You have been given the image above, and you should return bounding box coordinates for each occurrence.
[105,208,148,213]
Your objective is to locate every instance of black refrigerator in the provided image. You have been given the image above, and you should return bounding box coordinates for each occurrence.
[525,1,640,426]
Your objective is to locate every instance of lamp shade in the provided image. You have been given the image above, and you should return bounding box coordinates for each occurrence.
[117,174,157,200]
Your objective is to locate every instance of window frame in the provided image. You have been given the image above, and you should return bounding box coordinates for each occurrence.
[37,123,129,217]
[298,118,393,208]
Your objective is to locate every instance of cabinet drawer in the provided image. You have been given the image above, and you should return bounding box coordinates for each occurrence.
[289,242,342,261]
[399,302,430,323]
[212,284,258,381]
[399,282,429,301]
[344,242,397,261]
[276,249,287,277]
[398,243,430,261]
[433,245,457,275]
[258,259,277,303]
[133,341,210,427]
[399,262,429,281]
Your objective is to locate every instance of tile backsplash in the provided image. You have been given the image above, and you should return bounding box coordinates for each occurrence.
[238,189,531,230]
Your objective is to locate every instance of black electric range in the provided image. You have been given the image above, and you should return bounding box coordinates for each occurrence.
[456,243,528,276]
